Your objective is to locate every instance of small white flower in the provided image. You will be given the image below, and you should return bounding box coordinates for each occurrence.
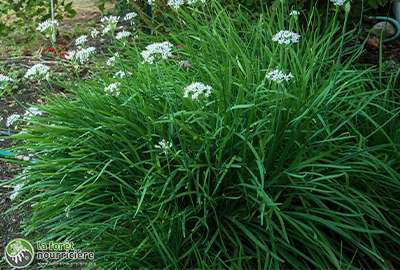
[0,74,12,82]
[183,82,213,100]
[105,82,121,96]
[272,30,301,45]
[24,64,50,80]
[106,53,119,66]
[147,0,154,5]
[116,30,132,40]
[113,71,131,79]
[101,15,120,25]
[155,139,172,153]
[290,10,300,16]
[6,114,21,127]
[0,74,12,89]
[24,106,43,120]
[141,41,173,64]
[90,28,99,38]
[330,0,346,6]
[266,69,294,83]
[168,0,185,9]
[10,183,24,201]
[71,47,96,64]
[75,35,88,47]
[124,12,137,24]
[36,19,59,33]
[187,0,206,3]
[64,50,76,60]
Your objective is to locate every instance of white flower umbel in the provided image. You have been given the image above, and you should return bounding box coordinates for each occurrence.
[24,106,43,121]
[105,82,121,96]
[266,69,294,83]
[90,29,99,38]
[73,47,96,64]
[116,30,132,40]
[290,10,300,16]
[0,74,12,89]
[124,12,137,25]
[36,19,59,32]
[6,114,21,127]
[141,41,173,64]
[168,0,185,9]
[183,82,213,100]
[36,19,58,45]
[113,71,131,79]
[155,139,172,153]
[101,16,119,36]
[272,30,301,45]
[75,35,88,47]
[106,55,119,66]
[0,74,12,82]
[330,0,346,6]
[147,0,154,5]
[10,183,24,201]
[24,64,50,80]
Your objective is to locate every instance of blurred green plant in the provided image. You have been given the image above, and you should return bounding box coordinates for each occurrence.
[0,0,76,35]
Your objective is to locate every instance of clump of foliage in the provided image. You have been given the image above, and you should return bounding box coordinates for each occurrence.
[10,1,400,269]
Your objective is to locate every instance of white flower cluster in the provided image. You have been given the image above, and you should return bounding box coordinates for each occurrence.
[183,82,213,100]
[10,183,24,201]
[101,16,120,35]
[113,71,131,79]
[272,30,300,45]
[105,82,121,96]
[116,30,132,40]
[24,106,43,119]
[290,10,300,16]
[0,74,12,82]
[141,41,174,64]
[330,0,346,6]
[155,139,172,153]
[36,19,59,33]
[0,74,12,89]
[168,0,185,9]
[66,47,96,64]
[106,53,120,66]
[24,64,50,80]
[90,28,99,38]
[6,114,21,127]
[266,69,294,83]
[75,35,88,47]
[124,12,137,25]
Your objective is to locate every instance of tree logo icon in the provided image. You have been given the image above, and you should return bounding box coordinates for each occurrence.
[4,238,35,268]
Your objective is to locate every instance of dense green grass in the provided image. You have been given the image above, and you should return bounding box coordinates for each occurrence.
[9,2,400,269]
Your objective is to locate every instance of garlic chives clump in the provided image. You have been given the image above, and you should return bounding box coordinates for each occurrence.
[183,82,213,100]
[141,41,174,64]
[24,64,50,81]
[266,69,294,83]
[330,0,346,6]
[155,139,173,153]
[6,114,21,127]
[116,30,131,40]
[272,30,301,45]
[75,35,88,47]
[105,82,121,96]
